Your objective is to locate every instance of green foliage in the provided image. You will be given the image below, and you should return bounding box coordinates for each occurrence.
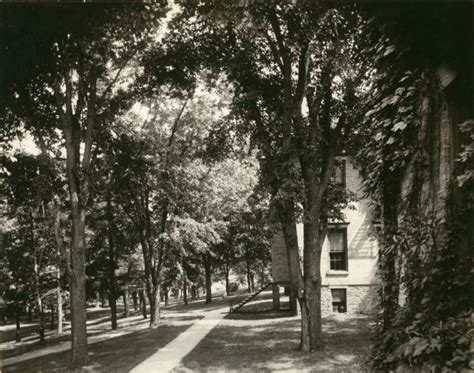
[372,210,473,372]
[355,23,426,200]
[1,154,64,310]
[456,120,474,208]
[358,13,473,372]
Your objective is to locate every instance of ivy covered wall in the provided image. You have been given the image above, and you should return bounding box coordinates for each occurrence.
[357,4,473,371]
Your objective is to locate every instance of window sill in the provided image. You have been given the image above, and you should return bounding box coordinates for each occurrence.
[326,270,349,276]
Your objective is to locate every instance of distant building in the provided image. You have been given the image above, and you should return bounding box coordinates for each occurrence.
[271,158,380,315]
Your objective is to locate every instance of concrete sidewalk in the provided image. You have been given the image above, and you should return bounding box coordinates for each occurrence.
[130,307,227,373]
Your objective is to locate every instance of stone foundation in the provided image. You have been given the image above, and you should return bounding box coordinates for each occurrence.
[321,285,379,315]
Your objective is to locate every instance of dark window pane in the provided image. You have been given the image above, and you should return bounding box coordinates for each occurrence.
[330,252,346,270]
[331,289,347,313]
[328,229,347,270]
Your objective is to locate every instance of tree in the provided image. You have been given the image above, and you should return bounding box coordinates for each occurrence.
[1,3,166,364]
[170,1,365,350]
[109,77,233,325]
[1,154,63,343]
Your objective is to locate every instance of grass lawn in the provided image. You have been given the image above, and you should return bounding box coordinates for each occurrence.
[2,291,374,372]
[4,320,195,373]
[174,299,374,373]
[1,292,250,372]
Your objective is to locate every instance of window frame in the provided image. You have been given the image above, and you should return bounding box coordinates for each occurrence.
[331,288,347,313]
[327,227,348,272]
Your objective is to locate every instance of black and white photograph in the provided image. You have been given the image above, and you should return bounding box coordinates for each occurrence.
[0,1,472,372]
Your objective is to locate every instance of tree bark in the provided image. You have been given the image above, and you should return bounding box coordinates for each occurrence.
[224,261,230,296]
[54,209,65,335]
[182,270,188,305]
[132,291,138,311]
[149,286,160,328]
[123,285,129,318]
[30,214,45,344]
[137,218,161,328]
[289,287,298,316]
[139,289,147,319]
[54,69,99,366]
[272,284,281,311]
[107,197,118,331]
[69,209,88,364]
[246,254,253,293]
[164,287,169,306]
[204,254,212,304]
[57,281,63,334]
[15,299,21,342]
[299,215,324,351]
[278,205,310,349]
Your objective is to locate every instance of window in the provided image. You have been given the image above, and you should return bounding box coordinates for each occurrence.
[331,289,347,313]
[334,158,346,187]
[328,229,348,271]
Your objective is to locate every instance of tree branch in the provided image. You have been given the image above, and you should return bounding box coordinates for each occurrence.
[167,96,189,150]
[82,71,97,172]
[294,41,310,113]
[264,32,284,74]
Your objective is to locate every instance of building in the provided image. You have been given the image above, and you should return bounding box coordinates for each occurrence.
[271,158,380,315]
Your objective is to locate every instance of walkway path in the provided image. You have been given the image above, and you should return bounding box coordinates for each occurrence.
[130,307,227,373]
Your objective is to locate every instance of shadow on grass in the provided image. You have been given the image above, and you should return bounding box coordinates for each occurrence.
[3,317,148,359]
[3,314,202,365]
[227,300,294,320]
[0,307,138,345]
[5,321,194,373]
[163,292,254,313]
[176,313,373,373]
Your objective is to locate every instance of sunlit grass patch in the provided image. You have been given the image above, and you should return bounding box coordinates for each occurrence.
[175,310,373,373]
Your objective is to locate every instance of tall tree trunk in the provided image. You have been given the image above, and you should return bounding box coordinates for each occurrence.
[132,291,138,311]
[182,270,188,305]
[299,218,324,351]
[107,197,118,331]
[149,285,160,328]
[123,285,129,318]
[55,70,98,366]
[164,287,169,306]
[28,305,32,323]
[246,254,253,293]
[224,261,230,296]
[70,209,88,364]
[272,284,281,311]
[57,281,63,334]
[138,223,161,328]
[204,254,212,304]
[30,215,45,344]
[54,209,65,334]
[139,289,147,319]
[15,299,21,342]
[289,287,298,316]
[33,258,45,344]
[278,204,307,349]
